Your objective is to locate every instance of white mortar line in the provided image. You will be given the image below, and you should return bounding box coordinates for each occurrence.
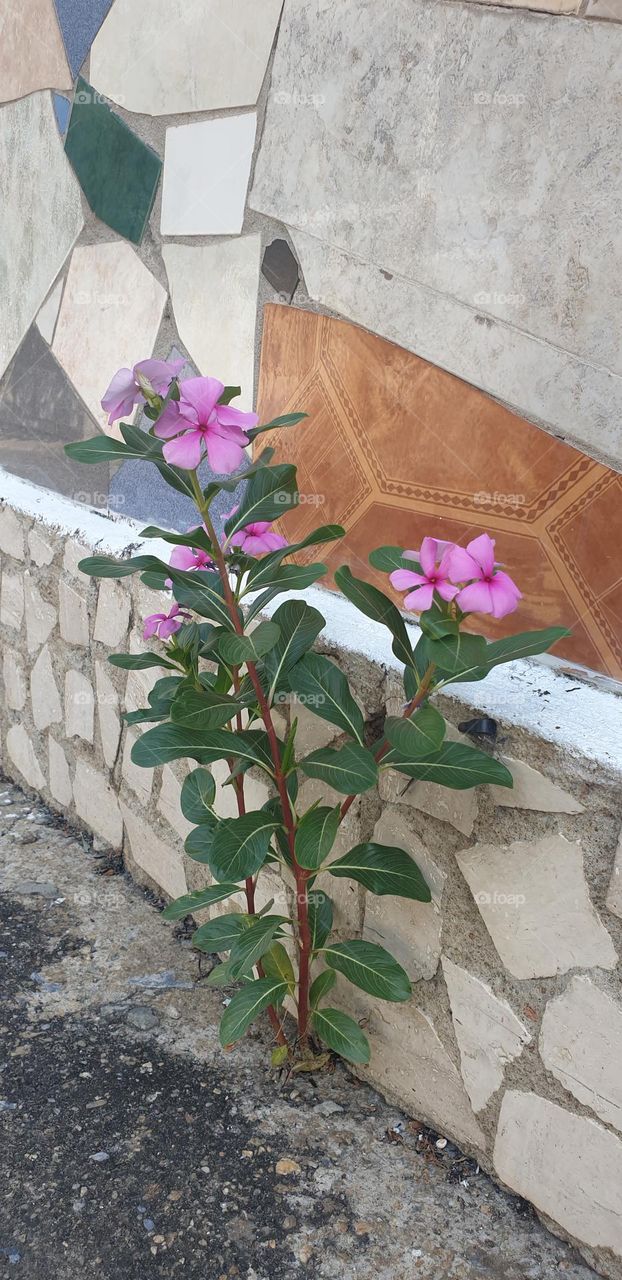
[2,468,620,773]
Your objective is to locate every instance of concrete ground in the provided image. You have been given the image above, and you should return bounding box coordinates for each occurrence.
[0,778,601,1280]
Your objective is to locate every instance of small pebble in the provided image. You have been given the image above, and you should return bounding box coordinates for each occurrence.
[143,1219,155,1233]
[436,1138,448,1150]
[275,1158,301,1176]
[127,1006,159,1031]
[89,1152,109,1163]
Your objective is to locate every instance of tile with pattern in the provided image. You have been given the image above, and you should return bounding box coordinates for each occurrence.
[256,306,622,680]
[53,0,113,78]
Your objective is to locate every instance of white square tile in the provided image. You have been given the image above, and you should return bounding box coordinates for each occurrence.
[161,114,257,236]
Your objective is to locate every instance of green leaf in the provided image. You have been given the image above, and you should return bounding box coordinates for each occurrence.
[368,546,419,573]
[427,632,489,679]
[386,740,513,789]
[300,743,378,795]
[271,1043,290,1067]
[192,913,247,952]
[308,890,333,951]
[246,411,308,443]
[383,706,446,760]
[108,651,178,671]
[245,564,328,622]
[418,602,459,640]
[219,978,289,1046]
[184,824,216,863]
[79,553,163,579]
[323,940,411,1002]
[482,627,570,669]
[65,434,137,464]
[244,525,345,591]
[170,687,245,731]
[329,843,431,901]
[295,805,340,870]
[168,569,234,629]
[229,915,289,978]
[138,525,214,555]
[288,653,365,744]
[224,464,298,537]
[209,813,278,882]
[218,620,281,665]
[219,385,242,406]
[181,768,216,825]
[161,882,239,921]
[334,565,414,669]
[262,942,296,992]
[262,601,325,697]
[205,958,252,988]
[311,1008,370,1064]
[131,724,275,773]
[309,969,336,1009]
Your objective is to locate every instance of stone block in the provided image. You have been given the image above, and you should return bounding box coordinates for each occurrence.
[3,649,26,710]
[441,957,530,1113]
[494,1091,622,1258]
[59,579,90,647]
[31,645,62,731]
[540,976,622,1133]
[606,828,622,920]
[157,765,193,842]
[62,539,90,577]
[28,527,55,567]
[121,802,187,900]
[94,660,122,769]
[65,669,95,742]
[1,572,24,631]
[456,834,617,978]
[122,728,154,803]
[48,735,72,807]
[6,724,46,790]
[490,756,584,813]
[93,579,131,647]
[362,808,444,981]
[73,758,123,847]
[0,507,25,559]
[24,577,56,653]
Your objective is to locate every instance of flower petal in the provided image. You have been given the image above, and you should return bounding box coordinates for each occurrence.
[162,430,203,469]
[215,404,259,430]
[205,431,246,475]
[390,569,425,591]
[101,367,138,424]
[465,532,496,577]
[418,537,438,578]
[169,545,200,571]
[436,579,459,602]
[403,583,435,612]
[178,376,224,424]
[152,401,182,437]
[455,580,494,615]
[135,357,185,395]
[446,545,480,584]
[489,570,522,619]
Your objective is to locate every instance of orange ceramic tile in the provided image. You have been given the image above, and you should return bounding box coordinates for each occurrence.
[256,306,622,681]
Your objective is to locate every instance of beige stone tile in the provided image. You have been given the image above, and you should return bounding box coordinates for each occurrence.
[494,1091,622,1257]
[3,650,27,711]
[442,957,530,1113]
[121,801,187,900]
[157,765,193,842]
[1,572,24,631]
[586,0,622,17]
[362,808,444,981]
[48,735,72,807]
[31,646,62,731]
[28,528,55,567]
[122,728,154,804]
[65,670,95,742]
[94,579,131,647]
[6,724,46,791]
[0,0,71,102]
[540,976,622,1133]
[59,580,89,647]
[94,661,122,769]
[0,508,25,559]
[606,828,622,920]
[73,758,122,846]
[24,577,56,654]
[490,756,584,813]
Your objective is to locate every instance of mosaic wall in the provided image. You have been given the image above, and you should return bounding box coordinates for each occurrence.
[1,0,621,682]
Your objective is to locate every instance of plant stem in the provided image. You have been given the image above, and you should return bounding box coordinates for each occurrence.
[190,474,308,1048]
[338,662,436,822]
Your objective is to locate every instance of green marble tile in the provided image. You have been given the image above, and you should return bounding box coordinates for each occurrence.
[65,78,161,244]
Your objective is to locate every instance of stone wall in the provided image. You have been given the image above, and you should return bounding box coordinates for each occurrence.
[1,479,621,1277]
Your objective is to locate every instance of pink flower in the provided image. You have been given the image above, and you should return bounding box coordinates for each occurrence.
[153,376,258,473]
[390,537,459,613]
[168,533,214,573]
[101,358,184,425]
[143,603,190,641]
[447,533,522,619]
[230,521,288,556]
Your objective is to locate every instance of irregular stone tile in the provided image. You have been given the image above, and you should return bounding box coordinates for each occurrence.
[494,1091,622,1257]
[0,508,25,559]
[48,735,72,807]
[59,580,89,647]
[456,834,618,979]
[53,93,71,137]
[0,327,109,505]
[122,728,154,804]
[441,957,531,1112]
[65,78,162,245]
[3,651,27,711]
[606,829,622,920]
[63,539,90,577]
[0,0,71,101]
[490,757,584,813]
[363,808,444,981]
[73,758,122,846]
[256,305,622,681]
[28,529,55,567]
[53,0,113,78]
[161,114,256,237]
[0,93,83,382]
[65,669,95,742]
[90,0,284,115]
[94,661,121,769]
[251,1,622,430]
[586,0,622,14]
[382,770,479,838]
[52,242,166,435]
[31,646,62,731]
[1,573,24,631]
[157,766,193,842]
[35,279,64,345]
[163,238,260,412]
[540,976,622,1132]
[24,577,57,655]
[6,725,46,792]
[262,239,300,302]
[93,579,130,648]
[121,802,187,900]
